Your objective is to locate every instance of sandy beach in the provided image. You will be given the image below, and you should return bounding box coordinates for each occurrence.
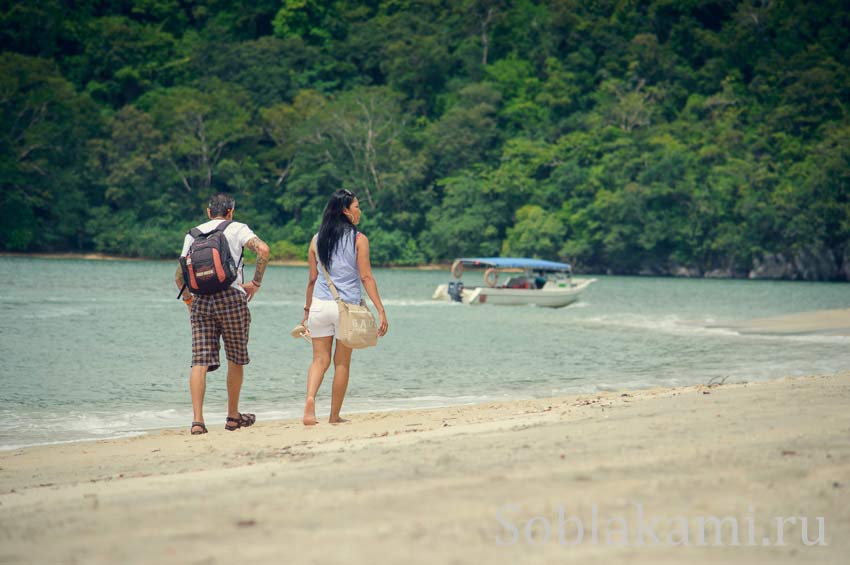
[1,372,847,564]
[717,308,850,336]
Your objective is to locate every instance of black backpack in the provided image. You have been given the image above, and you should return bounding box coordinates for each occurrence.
[177,220,242,297]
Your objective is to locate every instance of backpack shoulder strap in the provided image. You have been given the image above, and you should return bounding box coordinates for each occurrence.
[212,220,233,233]
[191,220,233,239]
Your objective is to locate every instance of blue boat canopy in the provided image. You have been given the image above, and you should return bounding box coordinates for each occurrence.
[457,257,571,272]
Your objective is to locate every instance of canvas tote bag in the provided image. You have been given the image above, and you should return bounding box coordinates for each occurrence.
[313,238,378,349]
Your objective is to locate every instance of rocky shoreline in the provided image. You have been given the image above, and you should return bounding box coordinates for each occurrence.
[580,247,850,281]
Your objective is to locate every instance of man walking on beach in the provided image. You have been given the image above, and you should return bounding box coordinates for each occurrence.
[175,193,270,435]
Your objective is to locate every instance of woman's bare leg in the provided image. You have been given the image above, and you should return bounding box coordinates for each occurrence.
[329,340,353,424]
[304,336,333,425]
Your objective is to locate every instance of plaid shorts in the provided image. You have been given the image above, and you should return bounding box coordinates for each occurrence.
[190,287,251,372]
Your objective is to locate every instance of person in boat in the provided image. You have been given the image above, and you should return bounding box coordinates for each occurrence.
[300,189,389,425]
[534,273,547,289]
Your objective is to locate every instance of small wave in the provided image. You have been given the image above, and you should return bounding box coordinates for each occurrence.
[594,381,665,392]
[578,314,849,344]
[382,299,451,307]
[581,314,717,336]
[740,332,850,345]
[701,322,850,344]
[17,307,92,320]
[0,408,188,451]
[5,408,182,434]
[0,432,147,452]
[381,394,492,402]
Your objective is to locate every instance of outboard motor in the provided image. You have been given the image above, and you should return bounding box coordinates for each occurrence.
[447,281,465,303]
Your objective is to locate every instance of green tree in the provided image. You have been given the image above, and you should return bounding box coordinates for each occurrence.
[502,204,565,258]
[300,86,425,217]
[191,36,331,108]
[73,16,180,107]
[0,53,99,251]
[421,172,505,260]
[137,80,255,197]
[425,82,502,177]
[0,0,849,277]
[258,89,329,220]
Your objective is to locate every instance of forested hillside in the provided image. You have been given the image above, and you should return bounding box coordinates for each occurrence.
[2,0,849,279]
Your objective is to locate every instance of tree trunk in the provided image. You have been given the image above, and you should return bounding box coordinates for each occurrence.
[480,7,494,66]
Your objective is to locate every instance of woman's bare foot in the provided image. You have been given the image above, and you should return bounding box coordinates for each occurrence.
[329,416,349,425]
[303,397,318,426]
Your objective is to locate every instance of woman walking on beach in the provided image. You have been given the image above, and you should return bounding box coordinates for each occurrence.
[301,189,388,425]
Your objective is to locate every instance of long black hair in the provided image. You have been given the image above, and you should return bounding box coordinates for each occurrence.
[317,189,357,270]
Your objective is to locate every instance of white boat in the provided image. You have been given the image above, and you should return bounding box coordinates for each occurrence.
[432,257,595,308]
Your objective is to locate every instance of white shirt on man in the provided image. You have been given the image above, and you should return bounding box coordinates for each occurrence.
[180,219,256,293]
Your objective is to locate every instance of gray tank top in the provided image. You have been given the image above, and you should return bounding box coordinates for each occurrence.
[313,231,362,304]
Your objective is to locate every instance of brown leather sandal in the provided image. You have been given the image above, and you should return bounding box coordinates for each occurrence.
[225,413,256,431]
[190,421,208,435]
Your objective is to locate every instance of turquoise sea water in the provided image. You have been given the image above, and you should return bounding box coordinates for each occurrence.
[1,256,849,450]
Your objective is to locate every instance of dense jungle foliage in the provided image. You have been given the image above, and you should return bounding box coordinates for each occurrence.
[2,0,849,278]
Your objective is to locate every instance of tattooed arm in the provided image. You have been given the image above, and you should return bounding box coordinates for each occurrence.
[175,264,185,294]
[242,236,270,301]
[175,264,192,309]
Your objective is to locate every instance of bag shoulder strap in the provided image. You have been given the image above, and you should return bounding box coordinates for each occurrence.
[312,236,341,302]
[189,220,233,240]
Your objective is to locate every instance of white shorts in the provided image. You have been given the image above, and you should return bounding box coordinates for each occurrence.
[307,298,340,338]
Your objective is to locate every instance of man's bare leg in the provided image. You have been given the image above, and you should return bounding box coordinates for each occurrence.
[226,360,243,421]
[304,337,333,425]
[190,365,208,433]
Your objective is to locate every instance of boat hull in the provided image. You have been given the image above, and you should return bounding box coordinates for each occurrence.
[432,278,595,308]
